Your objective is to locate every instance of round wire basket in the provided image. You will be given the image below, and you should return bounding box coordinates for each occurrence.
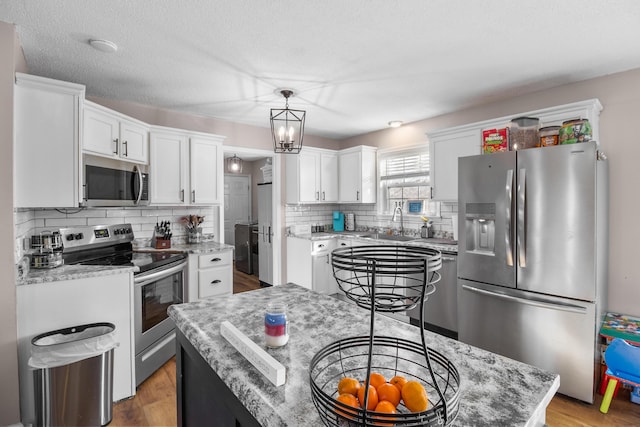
[309,245,461,426]
[331,245,442,313]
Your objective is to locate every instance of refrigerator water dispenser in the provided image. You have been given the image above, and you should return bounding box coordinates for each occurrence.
[465,203,496,255]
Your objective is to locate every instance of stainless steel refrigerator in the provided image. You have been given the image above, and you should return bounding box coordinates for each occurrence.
[457,141,608,403]
[257,183,273,286]
[234,222,258,274]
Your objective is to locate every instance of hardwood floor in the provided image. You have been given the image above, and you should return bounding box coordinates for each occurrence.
[112,269,640,425]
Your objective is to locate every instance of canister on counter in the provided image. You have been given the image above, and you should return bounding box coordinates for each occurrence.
[508,117,539,150]
[539,126,561,147]
[559,118,592,144]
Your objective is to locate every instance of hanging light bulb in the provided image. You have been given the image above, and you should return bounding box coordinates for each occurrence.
[225,155,243,173]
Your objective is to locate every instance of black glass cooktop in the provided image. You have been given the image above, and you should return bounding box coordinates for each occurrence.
[66,244,186,274]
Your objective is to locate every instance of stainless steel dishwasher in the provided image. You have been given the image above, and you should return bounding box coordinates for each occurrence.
[408,250,457,339]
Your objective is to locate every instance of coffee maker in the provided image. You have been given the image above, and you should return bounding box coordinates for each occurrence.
[333,211,345,232]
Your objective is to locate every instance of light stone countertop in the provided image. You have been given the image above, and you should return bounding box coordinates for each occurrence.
[288,231,458,253]
[18,240,234,286]
[168,283,559,426]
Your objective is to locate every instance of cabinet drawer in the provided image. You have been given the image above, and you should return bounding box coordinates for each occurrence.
[198,251,232,269]
[198,267,232,298]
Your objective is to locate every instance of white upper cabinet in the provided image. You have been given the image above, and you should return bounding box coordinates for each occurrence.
[83,101,149,164]
[338,146,377,203]
[427,98,603,201]
[286,147,338,203]
[189,136,221,205]
[428,128,482,201]
[150,127,224,206]
[14,73,85,208]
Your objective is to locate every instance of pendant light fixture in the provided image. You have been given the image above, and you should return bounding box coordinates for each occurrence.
[225,155,243,173]
[270,89,306,154]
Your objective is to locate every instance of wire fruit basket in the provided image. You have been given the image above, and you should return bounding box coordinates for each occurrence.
[309,245,461,426]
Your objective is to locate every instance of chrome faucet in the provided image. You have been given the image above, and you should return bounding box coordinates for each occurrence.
[392,205,404,235]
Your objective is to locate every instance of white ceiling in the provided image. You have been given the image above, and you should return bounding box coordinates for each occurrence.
[2,0,640,140]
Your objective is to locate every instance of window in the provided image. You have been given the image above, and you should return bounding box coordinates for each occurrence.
[378,145,440,217]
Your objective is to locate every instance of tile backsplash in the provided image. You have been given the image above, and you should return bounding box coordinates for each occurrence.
[14,206,219,259]
[285,202,458,239]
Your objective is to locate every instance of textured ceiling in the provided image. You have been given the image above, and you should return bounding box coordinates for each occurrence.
[2,0,640,139]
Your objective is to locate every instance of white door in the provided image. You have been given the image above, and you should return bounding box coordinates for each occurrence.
[224,175,251,247]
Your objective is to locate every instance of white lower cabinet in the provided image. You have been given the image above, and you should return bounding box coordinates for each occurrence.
[188,250,233,301]
[16,273,135,424]
[287,237,337,294]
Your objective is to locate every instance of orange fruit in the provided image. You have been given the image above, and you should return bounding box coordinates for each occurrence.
[377,383,401,407]
[367,372,387,390]
[357,384,379,411]
[401,380,429,412]
[338,377,361,396]
[373,401,397,426]
[336,393,360,419]
[390,375,408,393]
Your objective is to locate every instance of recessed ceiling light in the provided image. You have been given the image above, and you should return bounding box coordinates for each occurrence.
[89,39,118,53]
[388,121,403,128]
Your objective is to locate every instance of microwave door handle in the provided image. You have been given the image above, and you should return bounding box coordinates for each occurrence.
[134,166,143,205]
[505,169,514,267]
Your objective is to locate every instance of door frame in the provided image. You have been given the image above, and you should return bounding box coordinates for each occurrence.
[222,147,282,287]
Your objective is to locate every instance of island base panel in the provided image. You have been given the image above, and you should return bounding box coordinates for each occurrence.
[176,330,260,427]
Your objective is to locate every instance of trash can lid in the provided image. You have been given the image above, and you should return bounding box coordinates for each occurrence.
[29,322,119,369]
[31,322,115,346]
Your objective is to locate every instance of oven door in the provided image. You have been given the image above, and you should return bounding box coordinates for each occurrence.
[134,260,186,384]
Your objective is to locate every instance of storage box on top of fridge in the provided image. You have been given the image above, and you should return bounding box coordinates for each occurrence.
[482,128,509,154]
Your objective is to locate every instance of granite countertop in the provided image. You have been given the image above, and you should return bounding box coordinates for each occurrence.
[134,240,235,254]
[168,283,559,426]
[288,231,458,253]
[18,240,234,286]
[17,264,138,286]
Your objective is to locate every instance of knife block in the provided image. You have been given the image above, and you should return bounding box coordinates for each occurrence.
[152,238,171,249]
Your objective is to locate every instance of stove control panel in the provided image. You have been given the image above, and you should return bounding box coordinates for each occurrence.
[60,223,134,252]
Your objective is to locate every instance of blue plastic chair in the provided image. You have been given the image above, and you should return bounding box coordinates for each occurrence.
[599,338,640,413]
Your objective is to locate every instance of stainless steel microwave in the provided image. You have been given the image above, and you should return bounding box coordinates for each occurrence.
[82,156,150,207]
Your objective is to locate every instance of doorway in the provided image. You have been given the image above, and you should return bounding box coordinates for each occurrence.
[222,148,281,292]
[224,174,251,246]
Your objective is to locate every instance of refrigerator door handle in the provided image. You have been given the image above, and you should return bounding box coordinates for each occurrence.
[268,226,271,244]
[517,168,527,267]
[461,284,587,314]
[505,169,514,267]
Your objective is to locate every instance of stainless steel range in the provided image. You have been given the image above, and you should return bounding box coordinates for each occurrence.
[61,223,187,386]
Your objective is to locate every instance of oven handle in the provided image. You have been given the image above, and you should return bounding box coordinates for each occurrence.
[134,260,187,287]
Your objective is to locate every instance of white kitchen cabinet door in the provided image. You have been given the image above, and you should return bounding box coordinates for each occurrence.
[338,146,377,203]
[150,131,188,205]
[286,150,318,203]
[14,73,84,208]
[83,102,149,164]
[189,136,221,205]
[320,152,338,202]
[428,128,481,201]
[119,119,148,163]
[83,106,120,157]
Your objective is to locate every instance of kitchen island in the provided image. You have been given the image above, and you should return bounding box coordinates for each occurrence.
[168,283,559,426]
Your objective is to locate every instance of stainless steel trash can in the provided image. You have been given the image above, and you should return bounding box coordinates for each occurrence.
[29,322,118,427]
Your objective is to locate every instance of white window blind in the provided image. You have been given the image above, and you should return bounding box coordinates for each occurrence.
[377,145,440,217]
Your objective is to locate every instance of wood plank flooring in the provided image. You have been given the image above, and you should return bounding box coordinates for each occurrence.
[112,267,640,425]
